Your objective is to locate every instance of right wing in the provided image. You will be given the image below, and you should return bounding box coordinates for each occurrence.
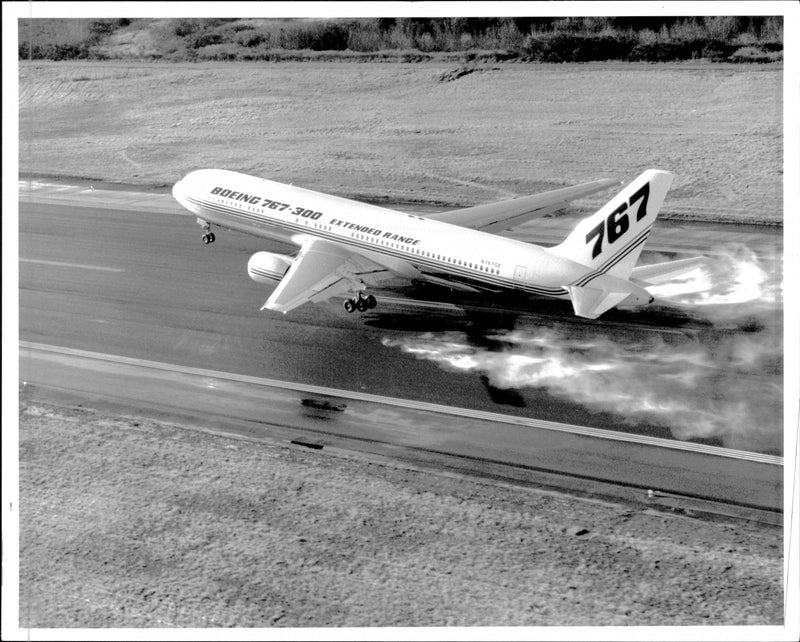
[426,178,618,234]
[264,238,391,314]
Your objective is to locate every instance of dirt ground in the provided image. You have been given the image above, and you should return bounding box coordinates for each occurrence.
[18,61,783,224]
[18,396,783,628]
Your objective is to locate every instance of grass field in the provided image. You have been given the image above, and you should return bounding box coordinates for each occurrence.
[18,60,783,224]
[19,396,783,627]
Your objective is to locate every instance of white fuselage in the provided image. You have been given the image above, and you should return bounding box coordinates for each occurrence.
[173,169,595,300]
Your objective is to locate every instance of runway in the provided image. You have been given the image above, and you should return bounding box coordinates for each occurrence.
[16,182,785,515]
[18,341,782,519]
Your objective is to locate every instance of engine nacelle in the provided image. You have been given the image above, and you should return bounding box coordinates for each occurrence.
[247,251,293,284]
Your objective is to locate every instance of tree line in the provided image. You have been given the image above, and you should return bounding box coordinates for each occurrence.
[19,17,783,63]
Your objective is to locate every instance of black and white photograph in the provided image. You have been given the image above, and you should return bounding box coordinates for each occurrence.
[3,1,799,639]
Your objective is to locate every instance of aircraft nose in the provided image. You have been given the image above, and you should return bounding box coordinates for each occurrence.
[172,177,188,202]
[172,177,196,213]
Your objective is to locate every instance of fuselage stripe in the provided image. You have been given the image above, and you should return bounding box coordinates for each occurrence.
[573,227,652,287]
[188,196,571,298]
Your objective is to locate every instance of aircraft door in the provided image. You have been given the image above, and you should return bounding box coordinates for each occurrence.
[513,265,527,281]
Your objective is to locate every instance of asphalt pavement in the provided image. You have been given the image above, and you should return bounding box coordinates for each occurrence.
[15,183,786,514]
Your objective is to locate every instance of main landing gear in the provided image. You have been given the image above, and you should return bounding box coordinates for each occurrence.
[344,293,377,313]
[199,219,216,244]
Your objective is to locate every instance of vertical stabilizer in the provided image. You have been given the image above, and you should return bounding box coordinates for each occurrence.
[549,169,673,279]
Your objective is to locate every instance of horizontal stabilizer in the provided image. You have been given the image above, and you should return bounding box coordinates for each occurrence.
[631,256,708,285]
[567,286,631,319]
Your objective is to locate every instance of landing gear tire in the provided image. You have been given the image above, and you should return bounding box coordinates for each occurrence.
[345,293,377,314]
[202,232,216,244]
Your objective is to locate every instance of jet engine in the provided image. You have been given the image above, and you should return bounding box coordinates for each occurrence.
[247,251,293,284]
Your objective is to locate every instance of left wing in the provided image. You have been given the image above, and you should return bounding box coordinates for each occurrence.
[426,178,618,234]
[264,238,391,314]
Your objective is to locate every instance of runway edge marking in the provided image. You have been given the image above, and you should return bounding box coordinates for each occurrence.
[19,341,783,466]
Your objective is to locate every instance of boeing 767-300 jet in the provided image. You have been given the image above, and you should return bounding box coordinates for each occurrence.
[172,168,705,319]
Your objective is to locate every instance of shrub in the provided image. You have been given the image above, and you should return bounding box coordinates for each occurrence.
[761,41,783,52]
[279,21,351,51]
[729,46,782,63]
[172,18,236,39]
[479,19,525,50]
[191,32,224,49]
[21,42,90,60]
[703,16,740,41]
[701,39,736,62]
[347,21,386,52]
[627,38,728,62]
[236,29,269,48]
[17,15,783,62]
[88,19,121,40]
[416,33,437,53]
[173,18,203,38]
[521,33,636,62]
[195,43,240,60]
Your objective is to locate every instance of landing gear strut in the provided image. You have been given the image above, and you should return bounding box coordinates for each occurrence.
[344,292,377,314]
[199,219,215,244]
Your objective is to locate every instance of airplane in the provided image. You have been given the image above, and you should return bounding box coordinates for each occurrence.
[172,168,706,319]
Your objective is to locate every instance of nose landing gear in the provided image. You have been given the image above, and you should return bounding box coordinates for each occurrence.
[198,219,216,244]
[344,293,377,314]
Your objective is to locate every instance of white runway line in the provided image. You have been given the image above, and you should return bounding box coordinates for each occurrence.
[19,258,125,273]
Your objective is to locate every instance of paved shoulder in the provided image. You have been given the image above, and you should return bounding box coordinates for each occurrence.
[19,180,186,215]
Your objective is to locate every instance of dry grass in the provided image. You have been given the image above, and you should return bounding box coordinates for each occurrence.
[19,398,783,627]
[18,61,783,224]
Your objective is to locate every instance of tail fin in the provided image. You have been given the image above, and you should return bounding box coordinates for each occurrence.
[549,169,674,279]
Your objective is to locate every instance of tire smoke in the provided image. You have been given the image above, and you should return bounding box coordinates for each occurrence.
[382,244,782,454]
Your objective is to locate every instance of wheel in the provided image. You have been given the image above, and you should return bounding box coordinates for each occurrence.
[365,294,377,309]
[343,299,356,313]
[208,232,215,243]
[355,298,368,312]
[202,234,210,244]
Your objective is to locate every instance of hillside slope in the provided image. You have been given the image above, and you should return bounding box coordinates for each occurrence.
[19,61,783,224]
